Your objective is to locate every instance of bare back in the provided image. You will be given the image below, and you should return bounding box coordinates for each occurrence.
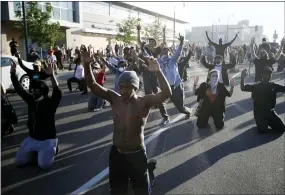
[111,95,150,151]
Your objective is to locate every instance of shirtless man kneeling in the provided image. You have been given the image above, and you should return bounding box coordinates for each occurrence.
[81,45,172,194]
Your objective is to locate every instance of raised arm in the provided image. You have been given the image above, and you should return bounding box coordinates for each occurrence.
[240,69,255,92]
[275,83,285,93]
[273,38,285,60]
[10,60,33,103]
[16,55,33,75]
[45,63,62,109]
[224,34,238,47]
[171,34,184,62]
[142,57,172,108]
[223,53,237,69]
[81,45,119,104]
[205,31,216,46]
[200,55,214,69]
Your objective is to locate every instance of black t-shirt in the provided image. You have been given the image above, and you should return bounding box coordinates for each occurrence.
[253,58,276,82]
[213,44,228,57]
[9,41,18,50]
[243,82,285,114]
[195,82,231,113]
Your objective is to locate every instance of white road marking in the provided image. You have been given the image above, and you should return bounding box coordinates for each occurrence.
[70,113,188,195]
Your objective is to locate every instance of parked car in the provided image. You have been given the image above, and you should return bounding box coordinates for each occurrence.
[1,55,34,92]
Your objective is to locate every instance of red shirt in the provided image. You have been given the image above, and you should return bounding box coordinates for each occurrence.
[96,72,105,86]
[206,88,217,103]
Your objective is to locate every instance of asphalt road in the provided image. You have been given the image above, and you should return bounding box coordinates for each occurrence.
[1,62,285,195]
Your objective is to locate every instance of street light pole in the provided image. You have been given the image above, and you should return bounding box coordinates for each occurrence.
[22,1,29,60]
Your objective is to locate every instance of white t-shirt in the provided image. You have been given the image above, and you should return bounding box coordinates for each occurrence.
[214,65,223,83]
[74,65,84,79]
[48,55,57,63]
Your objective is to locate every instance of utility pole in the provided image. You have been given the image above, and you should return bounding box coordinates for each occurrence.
[22,1,29,60]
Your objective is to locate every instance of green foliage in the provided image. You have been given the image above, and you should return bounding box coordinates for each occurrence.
[15,2,64,48]
[147,17,163,44]
[116,16,141,44]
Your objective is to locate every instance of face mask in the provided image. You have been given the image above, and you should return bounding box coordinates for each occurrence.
[210,78,218,93]
[118,67,125,72]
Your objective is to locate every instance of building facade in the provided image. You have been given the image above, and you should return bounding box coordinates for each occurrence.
[1,1,188,58]
[190,20,265,46]
[1,1,82,58]
[68,2,188,51]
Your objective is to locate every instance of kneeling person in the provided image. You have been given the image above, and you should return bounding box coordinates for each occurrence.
[195,69,235,129]
[11,60,62,169]
[240,67,285,133]
[81,45,172,194]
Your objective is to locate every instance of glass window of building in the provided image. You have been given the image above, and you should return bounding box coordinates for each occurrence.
[110,5,129,19]
[13,1,21,12]
[51,2,60,6]
[61,9,68,21]
[60,2,68,9]
[83,2,109,16]
[129,9,138,18]
[52,7,61,20]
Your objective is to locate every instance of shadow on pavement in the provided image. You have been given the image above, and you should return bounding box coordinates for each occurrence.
[151,127,283,195]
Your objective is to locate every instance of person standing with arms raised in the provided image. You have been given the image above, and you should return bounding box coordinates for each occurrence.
[81,45,172,194]
[205,31,238,58]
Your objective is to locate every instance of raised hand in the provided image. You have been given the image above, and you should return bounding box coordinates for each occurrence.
[142,56,160,73]
[80,45,92,65]
[205,31,208,35]
[194,76,199,85]
[241,69,248,78]
[178,33,184,43]
[10,60,17,73]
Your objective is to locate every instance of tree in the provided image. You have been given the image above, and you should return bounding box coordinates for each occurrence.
[116,16,141,44]
[15,2,64,49]
[147,17,163,44]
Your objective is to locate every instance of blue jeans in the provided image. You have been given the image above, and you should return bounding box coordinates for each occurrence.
[88,94,104,111]
[15,136,58,169]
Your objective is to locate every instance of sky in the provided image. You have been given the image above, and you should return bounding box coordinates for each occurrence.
[126,1,284,42]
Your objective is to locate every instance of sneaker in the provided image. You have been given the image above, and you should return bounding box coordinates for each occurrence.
[147,159,157,187]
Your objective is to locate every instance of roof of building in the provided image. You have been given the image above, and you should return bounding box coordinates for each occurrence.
[107,1,188,24]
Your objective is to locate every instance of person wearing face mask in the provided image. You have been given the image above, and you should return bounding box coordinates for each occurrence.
[201,53,236,86]
[15,54,50,93]
[105,57,132,92]
[10,60,62,169]
[240,67,285,133]
[195,70,235,129]
[158,34,192,119]
[250,37,284,82]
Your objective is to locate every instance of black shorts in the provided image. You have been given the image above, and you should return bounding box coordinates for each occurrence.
[109,145,150,195]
